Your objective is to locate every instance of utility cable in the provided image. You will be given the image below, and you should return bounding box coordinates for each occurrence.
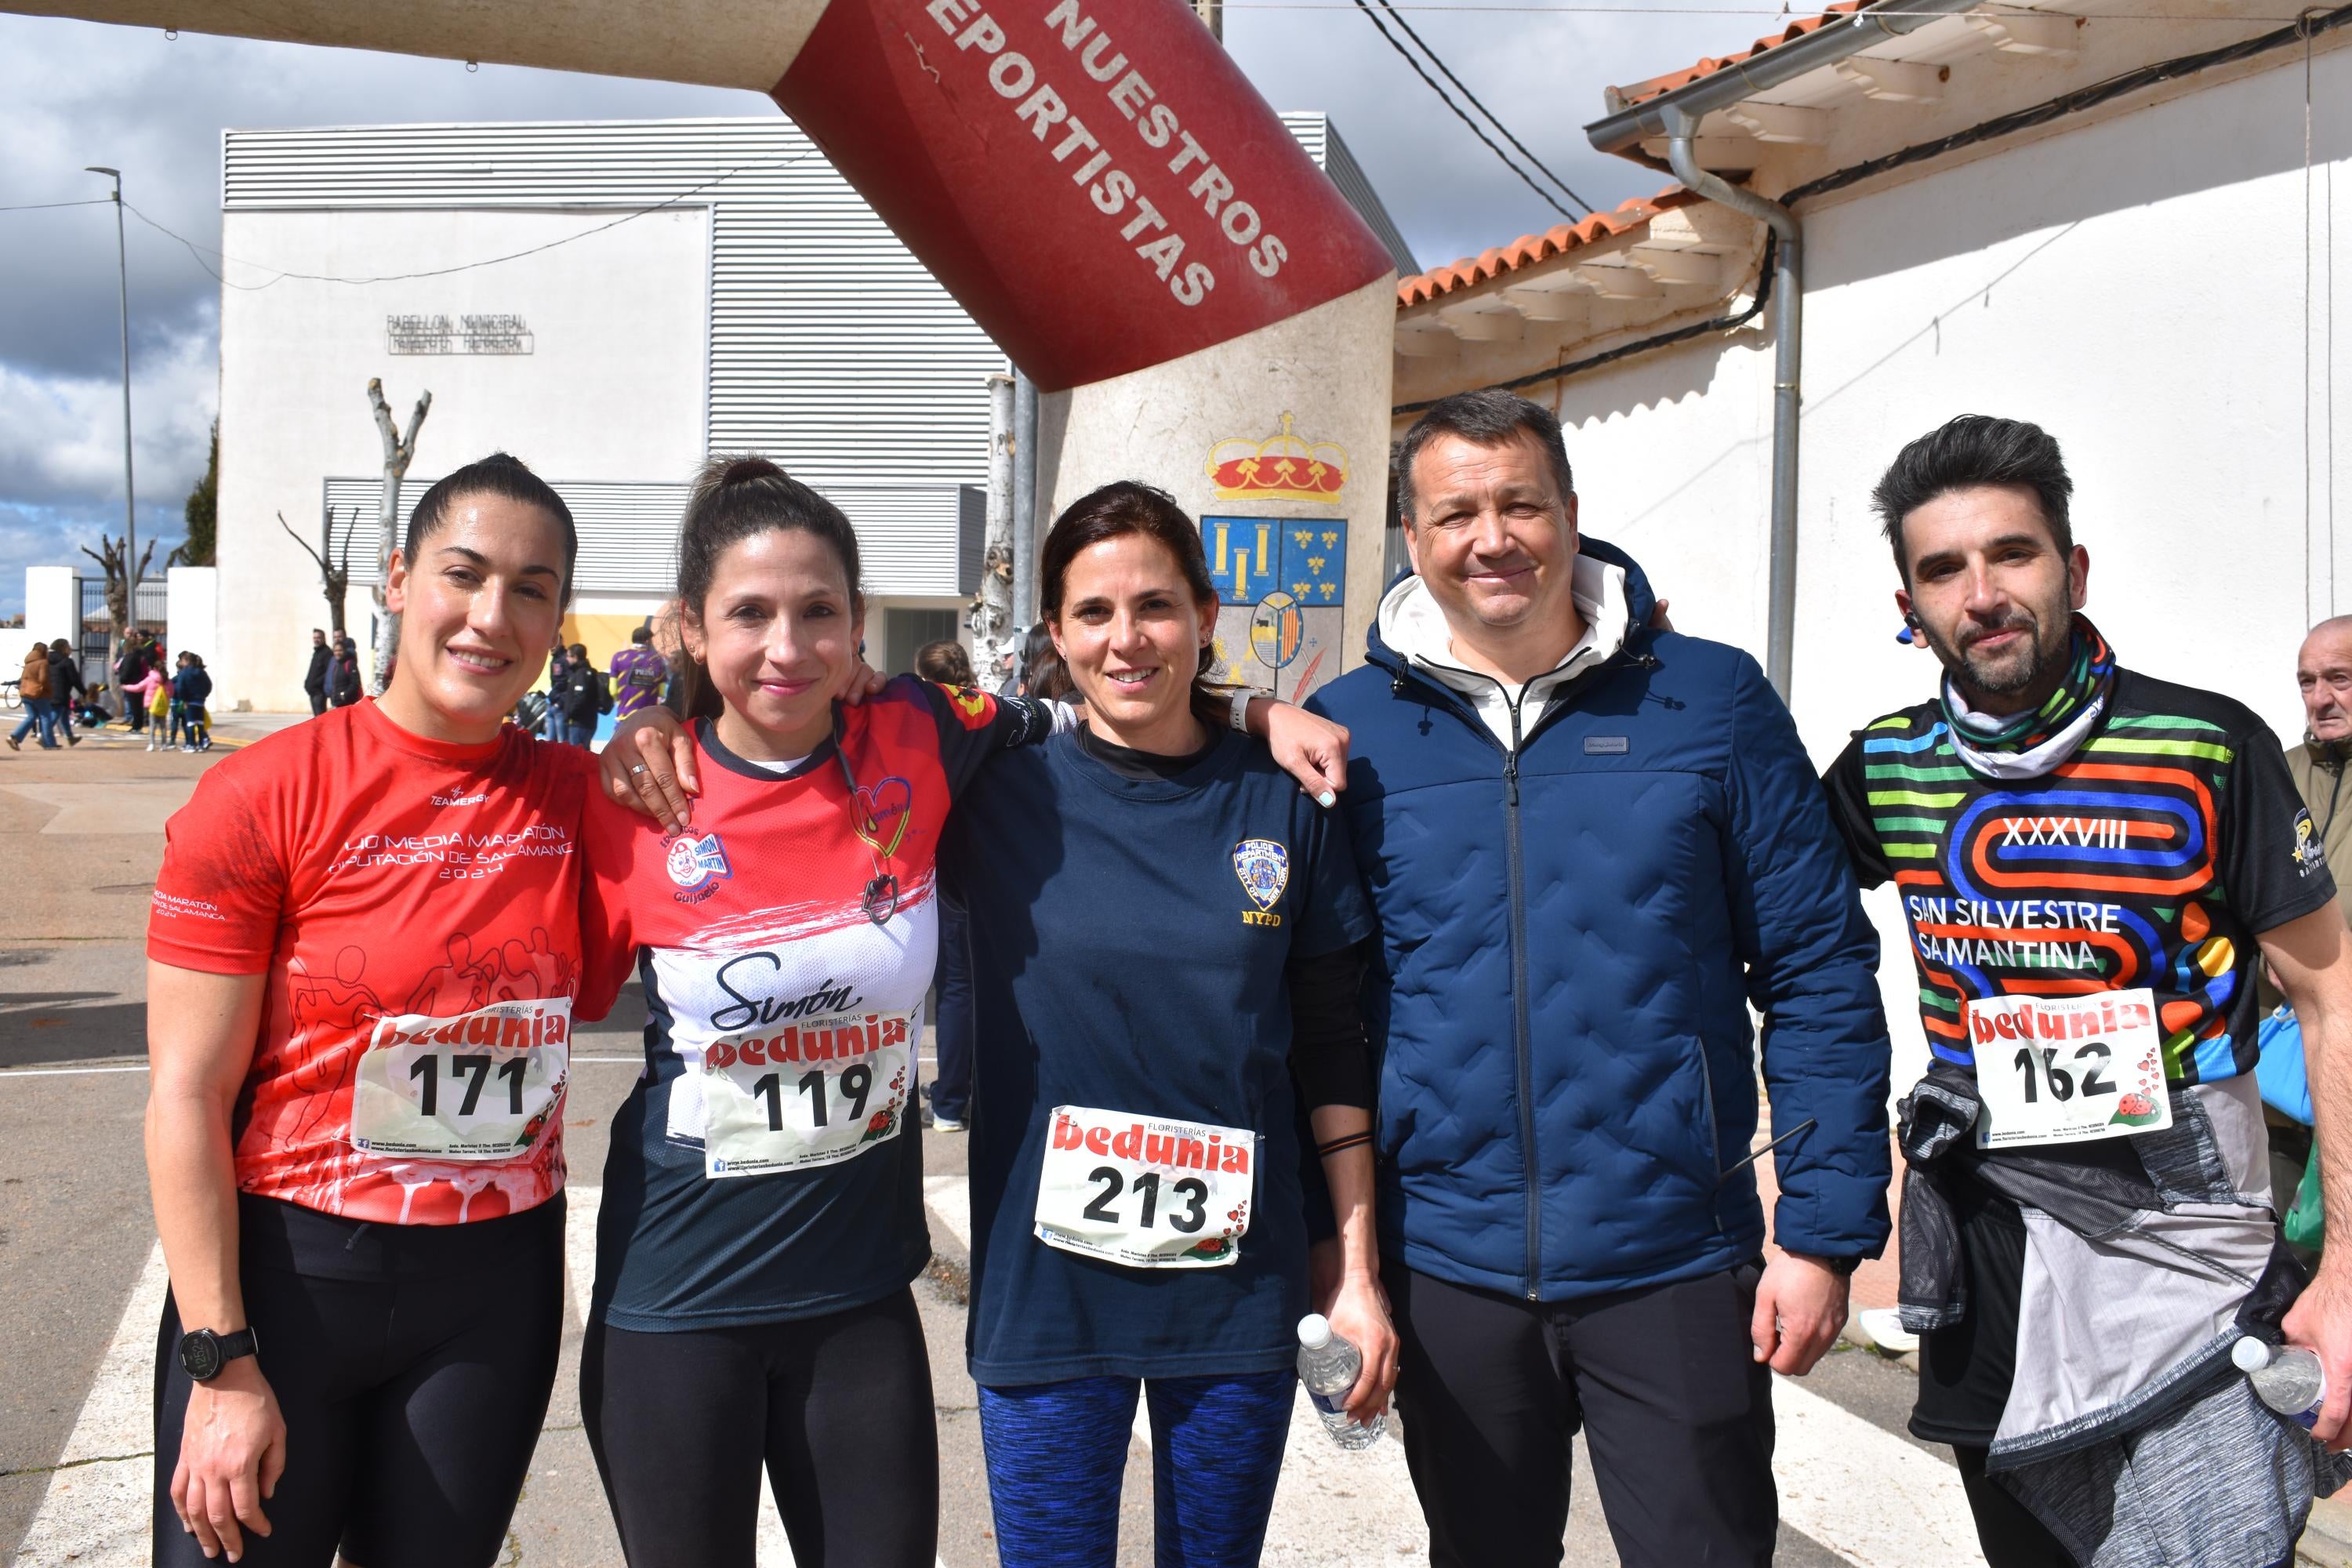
[1346,0,1581,222]
[1366,0,1596,214]
[0,198,111,212]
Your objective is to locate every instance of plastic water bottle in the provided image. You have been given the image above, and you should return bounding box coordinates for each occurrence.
[2234,1336,2325,1430]
[1297,1314,1386,1450]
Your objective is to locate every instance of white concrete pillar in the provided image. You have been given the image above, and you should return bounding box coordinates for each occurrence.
[24,568,78,651]
[166,567,223,704]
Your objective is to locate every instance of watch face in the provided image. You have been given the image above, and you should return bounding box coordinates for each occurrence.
[180,1330,223,1382]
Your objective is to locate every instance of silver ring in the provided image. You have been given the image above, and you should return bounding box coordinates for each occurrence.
[629,764,649,775]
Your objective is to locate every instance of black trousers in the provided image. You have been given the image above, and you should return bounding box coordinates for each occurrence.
[307,688,327,717]
[582,1287,938,1568]
[1386,1258,1777,1568]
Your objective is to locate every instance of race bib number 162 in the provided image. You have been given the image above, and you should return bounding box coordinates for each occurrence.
[1967,988,2172,1149]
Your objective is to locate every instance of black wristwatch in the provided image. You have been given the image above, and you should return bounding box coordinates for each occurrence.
[177,1326,260,1383]
[1800,1254,1864,1278]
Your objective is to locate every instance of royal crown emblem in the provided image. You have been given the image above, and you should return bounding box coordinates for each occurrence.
[1206,412,1348,504]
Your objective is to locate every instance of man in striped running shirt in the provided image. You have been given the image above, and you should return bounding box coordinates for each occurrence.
[1822,416,2352,1567]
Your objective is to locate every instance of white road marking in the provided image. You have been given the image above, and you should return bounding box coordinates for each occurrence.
[924,1174,971,1251]
[14,1240,170,1566]
[0,1055,641,1083]
[1771,1375,1984,1568]
[0,1064,150,1078]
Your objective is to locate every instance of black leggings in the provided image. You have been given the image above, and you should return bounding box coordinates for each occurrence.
[1953,1445,2077,1568]
[153,1198,564,1568]
[582,1287,938,1568]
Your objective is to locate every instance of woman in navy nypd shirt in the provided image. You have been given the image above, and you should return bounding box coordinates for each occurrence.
[946,482,1396,1566]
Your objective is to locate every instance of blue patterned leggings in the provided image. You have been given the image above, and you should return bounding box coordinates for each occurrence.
[978,1370,1296,1568]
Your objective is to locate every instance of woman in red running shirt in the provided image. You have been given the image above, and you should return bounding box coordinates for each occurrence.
[145,454,595,1568]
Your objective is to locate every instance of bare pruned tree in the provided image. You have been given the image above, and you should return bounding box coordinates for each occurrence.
[79,532,155,683]
[367,377,431,694]
[279,508,354,636]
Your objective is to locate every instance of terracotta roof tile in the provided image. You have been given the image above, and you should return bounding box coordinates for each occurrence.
[1396,186,1700,308]
[1610,0,1871,107]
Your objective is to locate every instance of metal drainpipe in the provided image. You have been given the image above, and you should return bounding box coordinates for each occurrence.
[1659,104,1803,702]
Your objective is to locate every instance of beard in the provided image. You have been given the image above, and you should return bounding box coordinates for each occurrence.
[1919,594,2074,703]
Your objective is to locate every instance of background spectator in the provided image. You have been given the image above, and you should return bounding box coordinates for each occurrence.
[172,652,213,753]
[913,639,973,686]
[913,637,977,1133]
[9,641,56,750]
[554,641,609,748]
[327,636,363,709]
[302,629,330,717]
[123,660,169,752]
[45,641,82,748]
[543,644,568,740]
[609,625,668,720]
[116,630,155,735]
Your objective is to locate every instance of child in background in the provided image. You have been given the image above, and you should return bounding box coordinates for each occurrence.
[125,662,169,752]
[172,652,213,754]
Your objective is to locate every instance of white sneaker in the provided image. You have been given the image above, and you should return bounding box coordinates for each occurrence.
[180,744,195,753]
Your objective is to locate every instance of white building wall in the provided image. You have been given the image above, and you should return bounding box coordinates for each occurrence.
[1542,44,2352,1091]
[216,204,712,709]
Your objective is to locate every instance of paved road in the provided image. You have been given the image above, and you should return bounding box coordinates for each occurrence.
[0,721,2001,1566]
[0,996,1980,1566]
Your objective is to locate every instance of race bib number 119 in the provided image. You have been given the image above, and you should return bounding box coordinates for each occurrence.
[699,1008,915,1179]
[1966,988,2172,1149]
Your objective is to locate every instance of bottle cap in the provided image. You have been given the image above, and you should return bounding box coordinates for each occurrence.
[2232,1336,2274,1374]
[1297,1313,1332,1349]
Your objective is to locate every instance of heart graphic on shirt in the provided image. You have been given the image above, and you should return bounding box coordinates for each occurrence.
[851,775,913,860]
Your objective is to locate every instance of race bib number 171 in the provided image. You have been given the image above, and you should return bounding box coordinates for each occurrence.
[1966,988,2172,1149]
[351,998,570,1161]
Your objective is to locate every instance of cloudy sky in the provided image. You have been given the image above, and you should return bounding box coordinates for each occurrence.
[0,2,1751,615]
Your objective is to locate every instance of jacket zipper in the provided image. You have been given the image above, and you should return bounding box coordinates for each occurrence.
[1388,650,1633,1302]
[1501,688,1541,1301]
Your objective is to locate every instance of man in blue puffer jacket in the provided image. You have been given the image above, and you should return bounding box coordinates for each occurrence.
[1307,390,1893,1566]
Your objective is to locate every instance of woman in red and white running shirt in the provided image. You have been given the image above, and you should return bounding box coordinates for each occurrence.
[145,454,594,1568]
[575,458,1352,1566]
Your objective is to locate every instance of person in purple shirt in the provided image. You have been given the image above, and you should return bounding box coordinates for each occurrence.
[608,626,668,720]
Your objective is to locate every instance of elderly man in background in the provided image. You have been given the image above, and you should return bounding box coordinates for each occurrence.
[2256,619,2352,1249]
[2291,619,2352,907]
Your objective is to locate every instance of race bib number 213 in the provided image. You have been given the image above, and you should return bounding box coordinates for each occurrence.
[1034,1105,1256,1269]
[1967,988,2172,1149]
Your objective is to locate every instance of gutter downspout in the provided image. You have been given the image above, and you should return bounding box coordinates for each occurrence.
[1584,0,1979,703]
[1660,111,1803,700]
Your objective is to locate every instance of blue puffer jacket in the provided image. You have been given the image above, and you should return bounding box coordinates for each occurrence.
[1307,538,1892,1300]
